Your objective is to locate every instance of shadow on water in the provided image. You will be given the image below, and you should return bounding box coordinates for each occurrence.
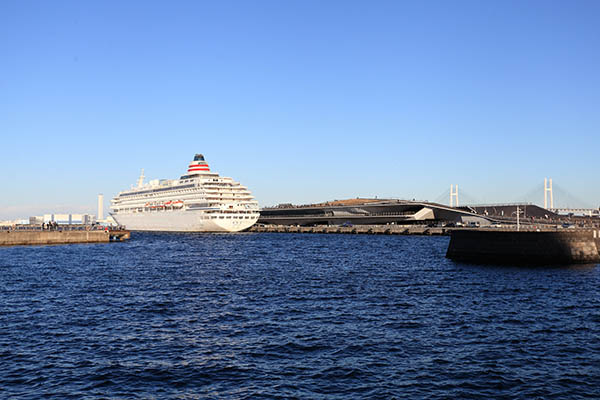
[449,259,600,271]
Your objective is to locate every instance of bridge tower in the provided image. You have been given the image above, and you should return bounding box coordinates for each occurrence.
[544,178,554,209]
[450,184,459,207]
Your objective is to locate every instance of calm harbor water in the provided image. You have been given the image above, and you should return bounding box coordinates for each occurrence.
[1,232,599,399]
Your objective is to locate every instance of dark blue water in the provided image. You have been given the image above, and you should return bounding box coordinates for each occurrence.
[1,233,599,399]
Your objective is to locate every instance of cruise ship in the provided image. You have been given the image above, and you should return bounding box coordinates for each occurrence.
[110,154,260,232]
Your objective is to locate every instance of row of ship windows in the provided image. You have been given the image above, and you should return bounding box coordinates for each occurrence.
[181,178,221,183]
[115,208,257,213]
[180,179,242,188]
[181,179,239,187]
[204,210,256,213]
[121,188,196,199]
[116,202,255,210]
[202,216,254,219]
[128,187,252,198]
[121,184,195,197]
[123,189,250,200]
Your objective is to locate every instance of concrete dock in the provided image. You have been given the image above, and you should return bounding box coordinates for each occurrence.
[250,224,450,235]
[0,229,131,246]
[250,224,600,265]
[249,224,590,236]
[446,229,600,264]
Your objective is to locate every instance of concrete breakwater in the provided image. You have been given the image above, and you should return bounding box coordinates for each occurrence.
[0,230,131,246]
[250,224,449,235]
[250,224,600,265]
[249,224,568,236]
[446,229,600,264]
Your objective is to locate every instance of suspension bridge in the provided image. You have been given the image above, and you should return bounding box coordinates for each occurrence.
[434,178,599,217]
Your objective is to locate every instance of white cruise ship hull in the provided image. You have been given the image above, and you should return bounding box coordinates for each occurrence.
[110,154,260,233]
[112,210,258,232]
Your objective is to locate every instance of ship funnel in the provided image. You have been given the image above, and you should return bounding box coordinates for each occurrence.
[187,154,211,175]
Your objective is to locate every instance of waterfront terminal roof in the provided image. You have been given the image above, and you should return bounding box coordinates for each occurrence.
[457,204,560,219]
[259,198,492,226]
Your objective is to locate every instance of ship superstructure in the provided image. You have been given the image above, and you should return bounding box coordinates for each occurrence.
[110,154,259,232]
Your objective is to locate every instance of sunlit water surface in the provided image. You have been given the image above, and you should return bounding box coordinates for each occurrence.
[1,232,599,398]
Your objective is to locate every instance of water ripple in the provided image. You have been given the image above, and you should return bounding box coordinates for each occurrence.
[1,232,599,398]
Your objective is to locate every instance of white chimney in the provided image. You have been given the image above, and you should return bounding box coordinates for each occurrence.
[98,194,104,221]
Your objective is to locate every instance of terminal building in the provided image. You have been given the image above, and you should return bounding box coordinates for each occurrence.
[457,204,558,219]
[258,199,600,228]
[258,198,493,227]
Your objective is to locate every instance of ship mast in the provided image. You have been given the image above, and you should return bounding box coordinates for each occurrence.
[137,168,145,188]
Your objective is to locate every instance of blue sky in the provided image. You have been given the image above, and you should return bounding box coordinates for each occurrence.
[1,1,599,219]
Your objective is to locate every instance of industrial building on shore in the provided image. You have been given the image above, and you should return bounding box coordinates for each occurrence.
[28,214,97,226]
[1,194,116,228]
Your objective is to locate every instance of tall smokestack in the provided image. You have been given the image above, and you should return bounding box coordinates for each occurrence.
[98,194,104,221]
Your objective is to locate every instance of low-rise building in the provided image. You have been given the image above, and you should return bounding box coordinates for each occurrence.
[38,214,97,225]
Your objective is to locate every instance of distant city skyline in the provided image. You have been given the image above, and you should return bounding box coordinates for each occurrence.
[1,1,599,220]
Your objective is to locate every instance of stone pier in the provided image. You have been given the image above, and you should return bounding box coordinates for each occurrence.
[249,224,448,235]
[0,230,130,247]
[446,229,600,264]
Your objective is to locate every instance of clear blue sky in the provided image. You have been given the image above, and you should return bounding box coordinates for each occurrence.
[1,1,599,219]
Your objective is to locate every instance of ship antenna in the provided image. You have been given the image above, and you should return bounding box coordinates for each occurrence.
[137,168,145,188]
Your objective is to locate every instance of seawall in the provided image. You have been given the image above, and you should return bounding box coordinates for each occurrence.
[0,230,130,246]
[446,229,600,264]
[249,224,449,235]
